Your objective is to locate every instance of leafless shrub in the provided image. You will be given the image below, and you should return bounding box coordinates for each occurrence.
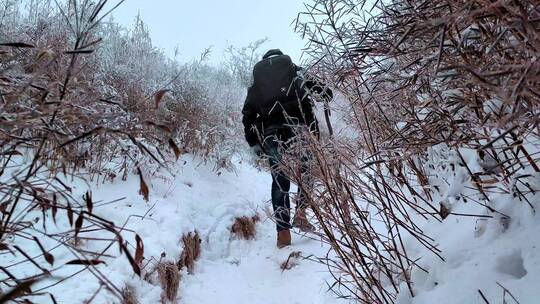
[177,232,201,274]
[231,215,260,240]
[294,0,540,302]
[157,261,180,304]
[0,0,244,302]
[225,38,268,88]
[1,0,249,300]
[0,1,157,302]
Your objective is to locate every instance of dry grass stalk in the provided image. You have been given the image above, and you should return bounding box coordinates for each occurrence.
[177,231,201,274]
[231,215,260,240]
[157,261,181,304]
[280,251,303,271]
[292,0,540,302]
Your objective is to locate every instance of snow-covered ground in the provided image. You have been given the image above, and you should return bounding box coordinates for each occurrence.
[3,147,539,304]
[396,147,540,304]
[1,155,342,304]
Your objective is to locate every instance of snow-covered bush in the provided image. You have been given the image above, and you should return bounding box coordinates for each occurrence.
[224,38,268,88]
[295,0,540,302]
[0,0,246,302]
[0,2,152,301]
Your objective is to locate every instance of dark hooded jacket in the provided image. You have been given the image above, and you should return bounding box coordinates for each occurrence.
[242,50,333,147]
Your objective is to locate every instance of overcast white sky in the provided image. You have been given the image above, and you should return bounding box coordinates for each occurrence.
[111,0,308,64]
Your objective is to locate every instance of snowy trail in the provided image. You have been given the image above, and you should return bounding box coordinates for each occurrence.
[166,156,343,304]
[182,213,340,304]
[5,155,342,303]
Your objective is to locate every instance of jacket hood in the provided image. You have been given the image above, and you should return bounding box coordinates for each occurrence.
[262,49,284,59]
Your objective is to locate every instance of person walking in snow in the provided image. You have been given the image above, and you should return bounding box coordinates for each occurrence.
[241,49,333,249]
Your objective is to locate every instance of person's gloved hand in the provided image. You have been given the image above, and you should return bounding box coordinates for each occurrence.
[251,144,264,157]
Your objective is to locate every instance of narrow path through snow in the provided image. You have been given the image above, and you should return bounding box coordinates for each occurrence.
[182,213,340,304]
[170,156,343,304]
[97,155,343,304]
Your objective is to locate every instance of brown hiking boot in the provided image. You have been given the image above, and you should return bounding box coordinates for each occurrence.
[293,209,315,233]
[276,230,292,249]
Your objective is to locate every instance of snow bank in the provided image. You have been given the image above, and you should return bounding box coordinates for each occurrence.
[397,146,540,304]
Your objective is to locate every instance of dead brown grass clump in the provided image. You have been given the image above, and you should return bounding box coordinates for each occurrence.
[121,284,139,304]
[177,232,201,274]
[231,215,260,240]
[157,262,181,304]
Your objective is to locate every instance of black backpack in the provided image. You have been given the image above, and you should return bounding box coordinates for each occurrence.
[252,50,305,116]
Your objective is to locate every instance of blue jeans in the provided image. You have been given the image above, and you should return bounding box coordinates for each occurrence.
[262,126,311,231]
